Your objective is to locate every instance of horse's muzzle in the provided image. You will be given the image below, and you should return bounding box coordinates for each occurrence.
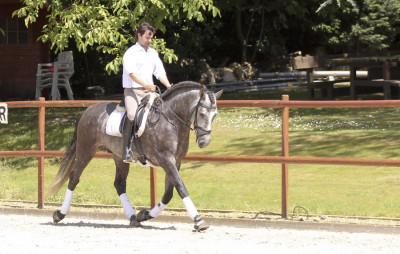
[197,135,211,148]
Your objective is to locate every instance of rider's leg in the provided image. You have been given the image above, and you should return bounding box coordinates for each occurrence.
[122,88,150,163]
[122,117,134,163]
[122,88,138,163]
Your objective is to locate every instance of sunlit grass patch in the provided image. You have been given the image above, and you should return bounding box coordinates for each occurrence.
[2,100,400,218]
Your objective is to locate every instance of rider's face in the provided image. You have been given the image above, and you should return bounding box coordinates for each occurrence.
[138,30,153,50]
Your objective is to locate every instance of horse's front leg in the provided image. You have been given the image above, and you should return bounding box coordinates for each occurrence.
[138,158,209,231]
[170,170,209,232]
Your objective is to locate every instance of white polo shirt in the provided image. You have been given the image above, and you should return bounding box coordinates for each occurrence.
[122,42,166,88]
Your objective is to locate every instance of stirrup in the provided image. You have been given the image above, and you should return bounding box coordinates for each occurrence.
[123,150,135,163]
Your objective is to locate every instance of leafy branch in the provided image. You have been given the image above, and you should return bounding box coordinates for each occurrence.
[13,0,220,74]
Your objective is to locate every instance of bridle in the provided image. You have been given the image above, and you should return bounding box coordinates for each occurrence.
[191,95,216,140]
[156,87,216,140]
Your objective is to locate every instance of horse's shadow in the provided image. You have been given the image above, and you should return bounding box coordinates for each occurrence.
[41,221,177,231]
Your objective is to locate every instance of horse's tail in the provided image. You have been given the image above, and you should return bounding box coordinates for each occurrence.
[48,115,81,195]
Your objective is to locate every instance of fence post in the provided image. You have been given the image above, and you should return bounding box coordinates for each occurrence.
[150,167,157,208]
[38,97,45,209]
[281,95,290,218]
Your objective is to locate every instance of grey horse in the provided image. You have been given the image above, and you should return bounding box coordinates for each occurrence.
[48,81,222,231]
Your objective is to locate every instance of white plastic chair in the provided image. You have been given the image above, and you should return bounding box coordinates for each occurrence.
[35,51,74,100]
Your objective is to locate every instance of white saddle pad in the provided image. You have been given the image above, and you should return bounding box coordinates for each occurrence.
[106,109,124,137]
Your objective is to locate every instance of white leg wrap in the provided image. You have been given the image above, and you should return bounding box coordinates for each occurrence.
[119,193,135,220]
[60,189,74,215]
[149,201,166,218]
[183,197,199,220]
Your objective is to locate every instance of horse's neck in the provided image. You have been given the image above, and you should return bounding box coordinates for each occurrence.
[165,90,198,122]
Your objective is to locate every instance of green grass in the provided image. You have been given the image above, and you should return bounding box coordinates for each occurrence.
[1,88,400,218]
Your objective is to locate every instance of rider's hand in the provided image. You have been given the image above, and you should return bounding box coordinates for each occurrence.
[144,83,156,92]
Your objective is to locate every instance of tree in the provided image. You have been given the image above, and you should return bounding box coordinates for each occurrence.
[314,0,400,54]
[213,0,270,64]
[352,0,400,52]
[13,0,220,74]
[206,0,320,67]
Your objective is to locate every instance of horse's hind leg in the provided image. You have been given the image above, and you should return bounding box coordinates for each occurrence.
[53,146,96,223]
[112,156,141,227]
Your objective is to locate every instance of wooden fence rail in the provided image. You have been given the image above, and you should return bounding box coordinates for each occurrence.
[3,97,400,218]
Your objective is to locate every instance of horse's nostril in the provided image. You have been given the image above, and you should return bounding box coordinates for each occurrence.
[198,140,210,148]
[198,141,205,147]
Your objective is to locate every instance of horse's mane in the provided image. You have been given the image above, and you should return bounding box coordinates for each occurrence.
[161,81,215,105]
[161,81,203,99]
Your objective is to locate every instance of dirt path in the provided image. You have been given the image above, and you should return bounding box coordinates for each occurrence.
[0,212,400,254]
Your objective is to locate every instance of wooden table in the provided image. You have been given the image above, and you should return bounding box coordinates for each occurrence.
[328,55,400,99]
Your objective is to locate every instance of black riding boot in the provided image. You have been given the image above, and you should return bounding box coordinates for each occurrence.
[122,119,135,163]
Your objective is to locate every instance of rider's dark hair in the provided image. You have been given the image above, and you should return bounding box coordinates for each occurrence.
[135,22,156,40]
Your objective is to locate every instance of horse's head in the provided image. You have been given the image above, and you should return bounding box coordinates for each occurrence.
[192,88,223,148]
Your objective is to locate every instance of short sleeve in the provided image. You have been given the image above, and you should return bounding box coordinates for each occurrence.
[123,48,138,75]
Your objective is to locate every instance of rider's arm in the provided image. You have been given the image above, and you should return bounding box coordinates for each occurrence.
[129,73,156,92]
[158,74,172,89]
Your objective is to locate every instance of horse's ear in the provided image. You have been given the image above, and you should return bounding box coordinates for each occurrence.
[200,87,205,100]
[214,90,223,100]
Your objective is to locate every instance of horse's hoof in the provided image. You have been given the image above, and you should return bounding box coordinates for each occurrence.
[53,210,65,223]
[129,215,142,228]
[194,215,209,232]
[136,209,153,222]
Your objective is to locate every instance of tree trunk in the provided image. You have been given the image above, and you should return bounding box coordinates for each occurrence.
[251,6,264,63]
[236,8,247,63]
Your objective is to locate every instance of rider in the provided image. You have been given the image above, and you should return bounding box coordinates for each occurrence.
[122,22,172,163]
